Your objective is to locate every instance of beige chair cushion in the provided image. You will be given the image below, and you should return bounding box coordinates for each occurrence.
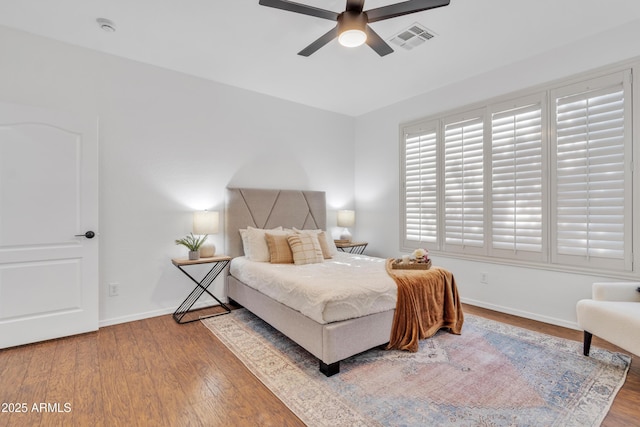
[577,301,640,356]
[576,282,640,357]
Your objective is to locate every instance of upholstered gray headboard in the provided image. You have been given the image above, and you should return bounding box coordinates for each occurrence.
[225,188,327,258]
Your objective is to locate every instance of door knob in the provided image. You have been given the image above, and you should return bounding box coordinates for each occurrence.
[75,231,96,239]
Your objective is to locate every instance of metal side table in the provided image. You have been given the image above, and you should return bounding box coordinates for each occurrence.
[335,241,368,255]
[171,255,231,324]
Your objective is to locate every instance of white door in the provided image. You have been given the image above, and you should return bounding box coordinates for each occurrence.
[0,102,98,348]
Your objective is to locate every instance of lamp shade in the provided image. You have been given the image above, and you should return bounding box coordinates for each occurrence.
[193,211,219,235]
[337,210,355,228]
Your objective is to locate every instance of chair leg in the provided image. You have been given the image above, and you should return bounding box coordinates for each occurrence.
[583,331,593,356]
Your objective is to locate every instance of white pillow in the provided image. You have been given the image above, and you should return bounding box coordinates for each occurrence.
[244,226,283,262]
[239,229,250,257]
[293,228,338,257]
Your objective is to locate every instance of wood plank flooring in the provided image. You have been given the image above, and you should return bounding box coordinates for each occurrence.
[0,304,637,426]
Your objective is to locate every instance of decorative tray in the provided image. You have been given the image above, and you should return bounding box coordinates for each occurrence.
[391,259,432,270]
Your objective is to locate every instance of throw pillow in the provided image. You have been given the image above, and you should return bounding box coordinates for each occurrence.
[287,233,324,265]
[265,232,294,264]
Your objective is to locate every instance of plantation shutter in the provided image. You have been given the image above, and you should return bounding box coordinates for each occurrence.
[403,123,438,248]
[491,97,545,261]
[551,71,632,271]
[443,112,485,254]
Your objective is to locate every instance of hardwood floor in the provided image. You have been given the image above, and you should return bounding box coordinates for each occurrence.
[0,304,637,426]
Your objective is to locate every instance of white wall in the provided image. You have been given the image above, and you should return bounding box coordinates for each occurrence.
[4,18,640,330]
[0,26,355,325]
[354,19,640,329]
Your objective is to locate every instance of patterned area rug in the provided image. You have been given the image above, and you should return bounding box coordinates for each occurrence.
[202,309,630,427]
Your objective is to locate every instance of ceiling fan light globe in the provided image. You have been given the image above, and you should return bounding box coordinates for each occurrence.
[338,29,367,47]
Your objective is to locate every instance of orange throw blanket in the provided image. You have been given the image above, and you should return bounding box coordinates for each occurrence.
[386,259,464,352]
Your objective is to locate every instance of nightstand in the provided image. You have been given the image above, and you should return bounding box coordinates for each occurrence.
[171,255,232,324]
[335,241,368,255]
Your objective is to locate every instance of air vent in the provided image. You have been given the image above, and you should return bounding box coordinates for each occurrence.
[388,23,435,51]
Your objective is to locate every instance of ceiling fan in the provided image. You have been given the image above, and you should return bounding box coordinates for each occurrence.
[258,0,450,57]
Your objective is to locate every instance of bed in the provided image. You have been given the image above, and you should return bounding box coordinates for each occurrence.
[224,187,463,376]
[225,187,396,376]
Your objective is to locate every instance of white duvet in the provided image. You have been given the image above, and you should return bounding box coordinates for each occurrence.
[230,252,398,324]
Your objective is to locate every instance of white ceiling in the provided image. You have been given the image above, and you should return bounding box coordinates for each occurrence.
[1,0,640,116]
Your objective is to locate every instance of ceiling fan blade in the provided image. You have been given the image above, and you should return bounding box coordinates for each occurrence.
[366,0,450,23]
[259,0,339,21]
[298,25,340,56]
[346,0,365,13]
[365,25,394,57]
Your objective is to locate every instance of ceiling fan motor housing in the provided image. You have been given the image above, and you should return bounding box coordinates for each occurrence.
[339,11,368,33]
[338,11,368,46]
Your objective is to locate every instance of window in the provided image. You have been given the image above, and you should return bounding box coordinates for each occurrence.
[490,95,545,262]
[443,112,485,255]
[401,68,634,275]
[551,71,632,271]
[403,121,439,247]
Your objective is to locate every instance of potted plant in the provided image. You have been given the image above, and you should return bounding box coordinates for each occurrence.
[175,233,208,260]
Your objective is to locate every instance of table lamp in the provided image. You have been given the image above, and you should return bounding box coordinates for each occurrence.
[193,210,219,257]
[337,210,355,242]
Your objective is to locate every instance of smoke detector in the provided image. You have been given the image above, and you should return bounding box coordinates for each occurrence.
[96,18,116,33]
[389,23,435,51]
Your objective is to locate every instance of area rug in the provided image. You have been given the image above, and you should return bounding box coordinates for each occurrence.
[202,309,630,427]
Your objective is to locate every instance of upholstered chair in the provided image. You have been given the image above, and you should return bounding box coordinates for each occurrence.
[576,282,640,357]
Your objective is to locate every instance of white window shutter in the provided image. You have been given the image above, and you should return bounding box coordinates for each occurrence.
[443,112,485,254]
[551,71,632,271]
[490,96,546,262]
[402,123,438,248]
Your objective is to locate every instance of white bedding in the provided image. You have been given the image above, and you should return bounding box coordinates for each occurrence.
[229,252,397,324]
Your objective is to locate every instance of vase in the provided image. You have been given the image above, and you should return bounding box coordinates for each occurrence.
[200,243,215,258]
[188,250,200,260]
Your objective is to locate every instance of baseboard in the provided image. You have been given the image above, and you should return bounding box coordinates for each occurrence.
[98,300,223,328]
[461,297,580,331]
[100,297,579,331]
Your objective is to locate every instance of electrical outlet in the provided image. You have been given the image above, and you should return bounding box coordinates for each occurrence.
[109,283,119,297]
[480,272,488,284]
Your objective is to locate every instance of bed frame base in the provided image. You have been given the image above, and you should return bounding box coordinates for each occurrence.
[319,361,340,377]
[227,275,394,376]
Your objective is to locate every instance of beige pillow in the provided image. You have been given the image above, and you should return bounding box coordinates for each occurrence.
[287,233,324,265]
[265,232,294,264]
[315,231,332,259]
[293,228,336,258]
